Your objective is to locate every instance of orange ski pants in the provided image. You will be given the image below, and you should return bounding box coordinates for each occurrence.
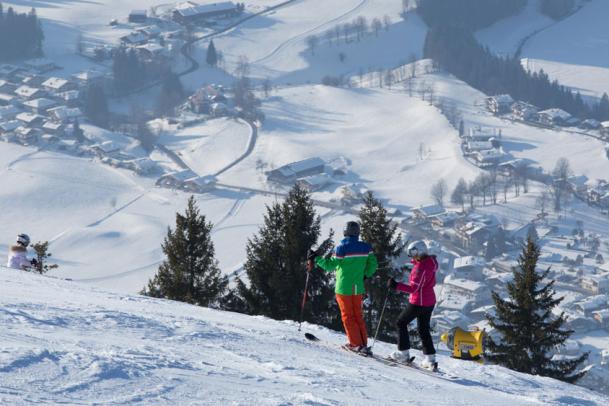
[336,294,367,347]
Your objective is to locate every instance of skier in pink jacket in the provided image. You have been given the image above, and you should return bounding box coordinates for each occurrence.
[387,240,438,370]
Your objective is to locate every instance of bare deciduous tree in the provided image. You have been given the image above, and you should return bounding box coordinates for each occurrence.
[383,15,392,31]
[431,179,448,207]
[306,34,319,55]
[551,157,573,212]
[235,55,250,79]
[371,18,382,36]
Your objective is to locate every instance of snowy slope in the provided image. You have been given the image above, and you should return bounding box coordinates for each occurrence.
[190,0,427,84]
[220,84,480,207]
[1,268,607,405]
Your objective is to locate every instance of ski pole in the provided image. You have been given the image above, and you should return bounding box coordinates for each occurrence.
[371,288,390,351]
[298,259,313,332]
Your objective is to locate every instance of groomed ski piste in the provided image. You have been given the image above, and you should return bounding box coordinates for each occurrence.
[1,268,607,406]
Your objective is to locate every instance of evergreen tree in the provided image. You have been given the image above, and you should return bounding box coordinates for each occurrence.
[31,241,58,275]
[486,237,588,383]
[84,84,109,128]
[451,177,468,212]
[358,191,404,341]
[72,119,85,143]
[0,4,44,61]
[156,72,184,116]
[235,184,338,328]
[143,196,228,307]
[206,39,218,66]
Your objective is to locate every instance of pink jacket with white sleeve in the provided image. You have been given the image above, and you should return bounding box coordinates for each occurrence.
[396,255,438,307]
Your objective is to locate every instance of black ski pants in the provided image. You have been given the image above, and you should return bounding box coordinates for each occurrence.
[396,303,436,355]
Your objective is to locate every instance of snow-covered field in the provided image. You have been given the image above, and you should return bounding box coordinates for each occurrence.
[1,269,607,405]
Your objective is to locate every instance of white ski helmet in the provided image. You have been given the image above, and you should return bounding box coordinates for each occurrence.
[406,240,428,258]
[17,233,31,247]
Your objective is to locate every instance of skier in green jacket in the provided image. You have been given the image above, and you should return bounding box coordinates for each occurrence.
[309,221,378,354]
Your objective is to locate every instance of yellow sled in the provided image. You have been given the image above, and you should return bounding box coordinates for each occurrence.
[440,327,485,362]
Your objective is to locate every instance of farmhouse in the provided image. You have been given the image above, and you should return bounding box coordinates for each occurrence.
[466,127,500,142]
[15,85,46,100]
[23,98,58,114]
[296,174,333,192]
[183,175,217,193]
[452,256,484,281]
[266,157,326,184]
[47,106,83,123]
[156,169,198,189]
[42,77,76,93]
[486,94,514,115]
[472,149,504,166]
[173,1,240,24]
[511,101,538,121]
[537,108,572,126]
[412,204,445,221]
[16,112,44,127]
[581,274,609,295]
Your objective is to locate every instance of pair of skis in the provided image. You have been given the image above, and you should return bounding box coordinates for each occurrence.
[306,333,456,381]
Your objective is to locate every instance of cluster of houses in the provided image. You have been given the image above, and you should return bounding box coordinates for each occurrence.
[487,94,609,139]
[265,157,340,192]
[172,1,245,25]
[186,85,230,117]
[460,126,506,168]
[117,23,184,63]
[0,63,98,147]
[155,169,217,193]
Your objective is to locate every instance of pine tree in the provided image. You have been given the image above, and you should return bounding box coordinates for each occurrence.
[31,241,58,274]
[72,119,85,143]
[84,84,109,128]
[235,184,338,327]
[358,191,404,341]
[451,177,468,212]
[206,39,218,66]
[486,237,588,383]
[143,196,228,307]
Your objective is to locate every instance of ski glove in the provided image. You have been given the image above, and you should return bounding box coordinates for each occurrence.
[307,249,318,261]
[387,278,397,290]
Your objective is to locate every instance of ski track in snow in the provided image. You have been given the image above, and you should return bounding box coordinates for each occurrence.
[1,270,608,405]
[251,0,370,66]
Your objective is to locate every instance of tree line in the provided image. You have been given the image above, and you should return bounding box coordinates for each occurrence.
[417,0,527,30]
[0,4,44,61]
[142,184,587,383]
[423,25,609,121]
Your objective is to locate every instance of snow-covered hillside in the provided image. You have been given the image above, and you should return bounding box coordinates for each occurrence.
[1,268,607,405]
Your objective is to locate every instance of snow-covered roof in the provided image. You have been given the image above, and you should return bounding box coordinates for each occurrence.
[0,105,21,118]
[453,256,484,270]
[15,85,43,98]
[159,169,198,182]
[136,43,166,54]
[121,32,148,44]
[130,9,147,16]
[467,141,493,151]
[575,295,608,311]
[137,26,162,36]
[48,106,83,121]
[175,1,237,17]
[184,175,217,186]
[489,94,514,104]
[413,204,445,217]
[42,77,69,90]
[73,70,105,82]
[42,121,63,131]
[56,90,80,101]
[272,157,326,178]
[0,92,15,103]
[538,108,571,120]
[23,98,57,110]
[0,120,20,132]
[474,149,504,161]
[444,275,485,293]
[16,112,44,124]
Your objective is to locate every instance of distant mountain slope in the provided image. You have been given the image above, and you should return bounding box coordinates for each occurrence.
[1,268,607,405]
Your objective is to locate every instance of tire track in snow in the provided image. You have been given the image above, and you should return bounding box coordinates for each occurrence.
[251,0,370,66]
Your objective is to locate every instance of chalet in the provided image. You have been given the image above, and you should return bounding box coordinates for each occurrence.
[472,149,504,166]
[90,140,121,157]
[136,43,167,60]
[42,121,65,136]
[466,140,493,152]
[14,126,39,144]
[466,127,500,142]
[14,85,46,100]
[40,133,59,144]
[54,90,81,107]
[580,119,601,130]
[431,211,460,229]
[47,106,83,123]
[443,275,490,300]
[173,1,239,24]
[120,32,149,46]
[183,175,217,193]
[431,311,471,333]
[509,223,537,246]
[128,10,148,23]
[412,204,445,221]
[581,274,609,295]
[296,174,333,192]
[452,256,484,281]
[486,94,514,115]
[42,77,77,93]
[57,139,79,153]
[156,169,198,189]
[137,26,162,38]
[15,112,44,127]
[266,157,326,184]
[497,158,526,176]
[0,105,22,121]
[124,158,158,175]
[455,215,501,251]
[72,70,106,88]
[0,120,20,134]
[511,101,538,121]
[537,108,572,126]
[23,98,58,114]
